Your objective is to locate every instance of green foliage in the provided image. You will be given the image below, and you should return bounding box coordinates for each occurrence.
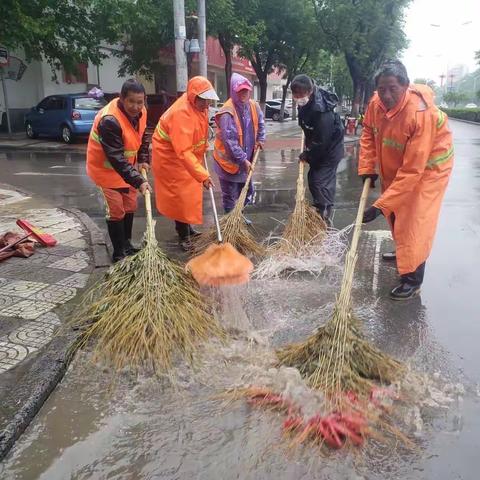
[313,0,410,113]
[0,0,126,75]
[114,0,175,79]
[443,91,468,108]
[441,108,480,123]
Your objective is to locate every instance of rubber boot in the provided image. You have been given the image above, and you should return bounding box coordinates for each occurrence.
[123,212,140,255]
[106,219,126,263]
[175,221,193,252]
[189,225,201,237]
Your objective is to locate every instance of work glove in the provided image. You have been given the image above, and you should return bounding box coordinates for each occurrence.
[362,206,382,223]
[299,151,310,164]
[360,173,378,188]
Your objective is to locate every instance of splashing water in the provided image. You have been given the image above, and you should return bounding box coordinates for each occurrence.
[206,284,252,332]
[254,226,351,280]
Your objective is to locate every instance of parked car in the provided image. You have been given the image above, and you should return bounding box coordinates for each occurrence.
[266,99,292,114]
[265,101,290,121]
[465,103,478,109]
[25,94,107,143]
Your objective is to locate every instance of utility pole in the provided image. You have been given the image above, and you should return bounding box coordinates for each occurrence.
[197,0,207,78]
[0,69,12,135]
[173,0,188,94]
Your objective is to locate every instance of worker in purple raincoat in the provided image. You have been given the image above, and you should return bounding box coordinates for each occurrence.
[213,73,266,222]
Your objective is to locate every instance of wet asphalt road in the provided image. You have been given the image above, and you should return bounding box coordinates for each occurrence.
[1,119,480,479]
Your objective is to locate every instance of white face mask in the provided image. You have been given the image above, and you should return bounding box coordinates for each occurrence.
[296,96,310,107]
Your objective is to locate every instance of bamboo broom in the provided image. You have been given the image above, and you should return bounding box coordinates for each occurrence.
[277,178,404,400]
[271,134,327,255]
[193,149,265,257]
[71,170,223,373]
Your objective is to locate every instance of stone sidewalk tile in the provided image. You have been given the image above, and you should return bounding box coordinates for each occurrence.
[1,280,49,299]
[0,300,57,320]
[56,273,89,289]
[49,256,89,272]
[33,285,77,304]
[0,342,30,372]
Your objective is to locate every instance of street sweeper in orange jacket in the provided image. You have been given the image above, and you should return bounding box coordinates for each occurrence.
[359,60,453,300]
[86,78,152,263]
[151,76,219,251]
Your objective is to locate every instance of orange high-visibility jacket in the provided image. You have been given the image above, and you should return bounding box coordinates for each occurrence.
[359,84,453,275]
[152,77,211,225]
[86,99,147,188]
[213,99,259,174]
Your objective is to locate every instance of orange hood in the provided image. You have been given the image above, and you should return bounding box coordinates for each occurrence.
[187,76,215,105]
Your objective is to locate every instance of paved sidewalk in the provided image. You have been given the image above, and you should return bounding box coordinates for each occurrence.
[0,185,109,459]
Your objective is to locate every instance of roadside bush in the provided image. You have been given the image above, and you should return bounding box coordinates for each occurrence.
[441,108,480,123]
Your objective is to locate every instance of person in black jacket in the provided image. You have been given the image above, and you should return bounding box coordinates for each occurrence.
[291,74,344,226]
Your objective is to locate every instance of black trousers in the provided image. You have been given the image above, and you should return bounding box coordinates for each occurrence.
[307,160,340,212]
[390,213,426,286]
[401,262,426,286]
[175,221,190,239]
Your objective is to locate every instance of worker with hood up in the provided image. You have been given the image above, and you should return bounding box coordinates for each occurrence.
[359,59,453,300]
[213,73,265,222]
[152,76,218,251]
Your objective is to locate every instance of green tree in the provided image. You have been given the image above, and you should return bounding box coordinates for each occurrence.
[313,0,411,115]
[0,0,125,75]
[235,0,316,108]
[443,91,467,107]
[114,0,175,79]
[274,0,319,119]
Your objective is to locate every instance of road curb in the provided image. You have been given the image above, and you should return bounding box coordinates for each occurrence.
[448,117,480,126]
[0,205,109,461]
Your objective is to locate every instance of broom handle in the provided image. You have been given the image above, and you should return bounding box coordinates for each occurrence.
[209,186,223,243]
[295,134,306,201]
[202,154,223,243]
[349,178,371,257]
[335,177,371,308]
[141,168,154,237]
[235,147,261,210]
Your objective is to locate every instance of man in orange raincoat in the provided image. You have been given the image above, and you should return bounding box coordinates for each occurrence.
[152,76,218,251]
[359,60,453,301]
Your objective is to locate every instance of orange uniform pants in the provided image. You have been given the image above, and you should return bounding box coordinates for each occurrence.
[101,187,137,221]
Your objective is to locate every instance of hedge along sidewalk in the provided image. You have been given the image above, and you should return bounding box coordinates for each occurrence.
[441,108,480,124]
[0,185,110,460]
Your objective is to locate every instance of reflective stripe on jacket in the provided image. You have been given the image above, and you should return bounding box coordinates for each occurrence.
[213,99,259,174]
[86,99,147,188]
[359,84,453,274]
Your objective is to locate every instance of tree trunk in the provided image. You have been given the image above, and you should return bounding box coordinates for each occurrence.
[345,52,366,117]
[279,82,289,122]
[219,33,233,98]
[363,77,375,112]
[225,49,232,98]
[351,79,365,117]
[259,73,267,113]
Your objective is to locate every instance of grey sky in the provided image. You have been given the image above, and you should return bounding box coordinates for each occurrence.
[401,0,479,82]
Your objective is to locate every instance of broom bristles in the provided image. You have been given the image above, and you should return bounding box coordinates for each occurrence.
[186,242,254,286]
[71,236,223,373]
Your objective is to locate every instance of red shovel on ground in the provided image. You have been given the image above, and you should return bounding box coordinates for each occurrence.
[0,219,57,254]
